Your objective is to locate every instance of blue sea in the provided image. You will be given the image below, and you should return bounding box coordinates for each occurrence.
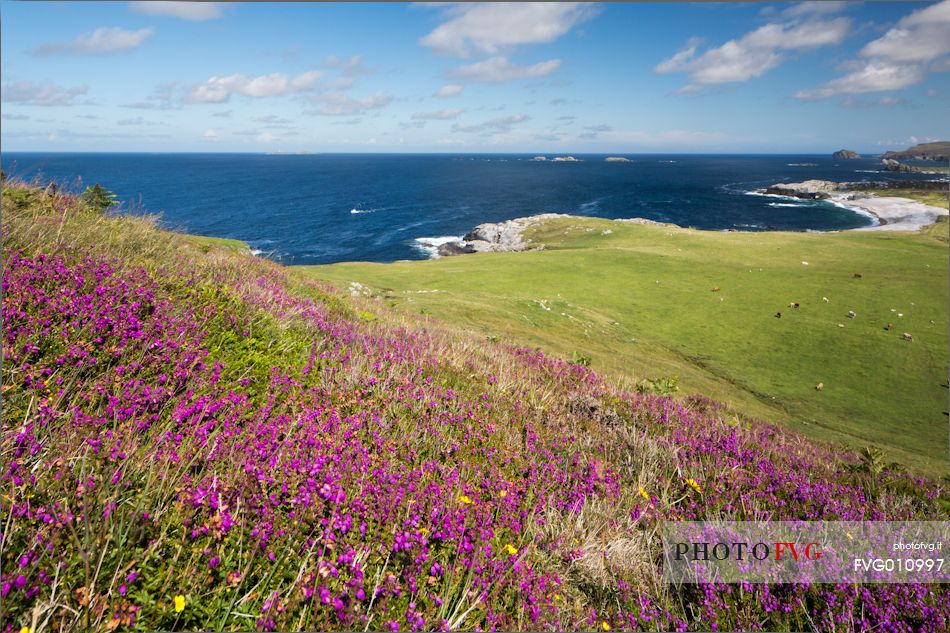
[2,153,941,265]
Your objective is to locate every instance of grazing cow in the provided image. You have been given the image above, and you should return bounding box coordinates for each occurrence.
[788,302,800,308]
[775,312,782,318]
[902,333,914,341]
[712,286,720,292]
[885,323,894,331]
[853,273,863,279]
[847,311,856,318]
[815,382,824,391]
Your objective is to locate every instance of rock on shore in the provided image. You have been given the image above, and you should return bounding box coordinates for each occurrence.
[764,180,840,199]
[436,213,569,257]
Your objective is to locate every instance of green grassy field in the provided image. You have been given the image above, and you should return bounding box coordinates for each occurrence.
[304,218,949,476]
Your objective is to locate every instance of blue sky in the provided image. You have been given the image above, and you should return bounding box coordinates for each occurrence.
[1,1,948,153]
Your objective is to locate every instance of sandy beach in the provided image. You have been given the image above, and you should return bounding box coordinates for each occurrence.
[829,193,948,231]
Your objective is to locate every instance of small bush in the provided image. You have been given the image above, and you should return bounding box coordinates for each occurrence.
[636,375,679,396]
[82,183,118,213]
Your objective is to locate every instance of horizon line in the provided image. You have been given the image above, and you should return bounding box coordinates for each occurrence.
[1,150,905,156]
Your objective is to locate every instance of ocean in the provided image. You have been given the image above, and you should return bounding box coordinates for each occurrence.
[2,152,940,265]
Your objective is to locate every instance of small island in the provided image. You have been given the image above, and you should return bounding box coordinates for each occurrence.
[605,156,632,162]
[832,149,860,159]
[531,156,547,161]
[552,156,581,162]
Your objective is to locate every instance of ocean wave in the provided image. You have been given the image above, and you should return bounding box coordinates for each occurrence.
[787,163,817,167]
[350,207,378,215]
[767,202,806,208]
[853,170,879,173]
[250,249,263,257]
[412,235,464,258]
[744,190,800,201]
[579,199,600,212]
[826,199,881,227]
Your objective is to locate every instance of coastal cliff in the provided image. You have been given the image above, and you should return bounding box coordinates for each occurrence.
[883,141,950,162]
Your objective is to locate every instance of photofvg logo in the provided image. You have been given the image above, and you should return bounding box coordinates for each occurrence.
[672,540,823,563]
[661,521,949,584]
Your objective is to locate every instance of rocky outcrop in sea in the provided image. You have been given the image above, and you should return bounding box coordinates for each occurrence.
[832,149,860,159]
[881,158,925,173]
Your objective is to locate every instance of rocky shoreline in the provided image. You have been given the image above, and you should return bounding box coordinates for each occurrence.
[417,214,569,257]
[760,180,948,231]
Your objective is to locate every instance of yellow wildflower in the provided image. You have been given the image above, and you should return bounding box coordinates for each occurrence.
[418,527,429,534]
[638,486,649,500]
[21,627,30,633]
[684,478,701,494]
[602,622,612,631]
[498,490,507,499]
[506,544,518,555]
[458,494,473,505]
[174,594,186,613]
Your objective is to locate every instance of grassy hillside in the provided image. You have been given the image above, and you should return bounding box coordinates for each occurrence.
[3,183,948,632]
[309,217,949,476]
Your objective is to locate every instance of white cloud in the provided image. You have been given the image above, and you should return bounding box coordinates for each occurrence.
[656,18,850,91]
[597,129,730,147]
[452,113,529,135]
[324,54,372,76]
[117,116,156,126]
[254,115,295,128]
[794,60,924,100]
[129,2,225,21]
[308,91,393,116]
[1,81,89,106]
[434,84,464,98]
[839,95,910,109]
[412,108,465,121]
[202,128,218,140]
[183,70,322,103]
[859,0,950,63]
[34,26,154,56]
[795,0,950,100]
[452,56,561,83]
[123,81,178,110]
[781,1,850,19]
[420,2,598,57]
